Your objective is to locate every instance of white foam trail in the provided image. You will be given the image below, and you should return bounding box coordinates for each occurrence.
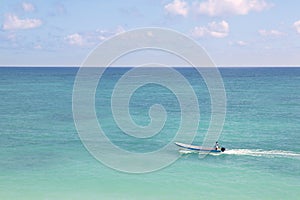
[223,149,300,159]
[179,149,196,154]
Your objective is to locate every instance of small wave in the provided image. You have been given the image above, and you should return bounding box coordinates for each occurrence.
[223,149,300,159]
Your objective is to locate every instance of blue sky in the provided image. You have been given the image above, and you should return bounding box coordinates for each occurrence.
[0,0,300,66]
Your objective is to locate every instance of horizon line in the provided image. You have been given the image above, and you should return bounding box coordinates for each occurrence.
[0,65,300,68]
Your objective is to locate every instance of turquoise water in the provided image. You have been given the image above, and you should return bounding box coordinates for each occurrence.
[1,67,300,199]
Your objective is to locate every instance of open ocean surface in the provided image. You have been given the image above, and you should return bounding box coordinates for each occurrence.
[1,67,300,199]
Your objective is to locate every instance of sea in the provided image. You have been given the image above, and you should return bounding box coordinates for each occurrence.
[1,67,299,199]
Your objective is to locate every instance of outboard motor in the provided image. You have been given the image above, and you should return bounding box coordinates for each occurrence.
[221,147,226,152]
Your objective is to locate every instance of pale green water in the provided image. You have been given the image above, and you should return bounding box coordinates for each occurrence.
[0,67,299,199]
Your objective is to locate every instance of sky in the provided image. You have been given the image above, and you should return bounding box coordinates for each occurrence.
[0,0,300,66]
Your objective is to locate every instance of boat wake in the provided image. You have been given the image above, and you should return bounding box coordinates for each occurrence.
[178,149,300,159]
[223,149,300,159]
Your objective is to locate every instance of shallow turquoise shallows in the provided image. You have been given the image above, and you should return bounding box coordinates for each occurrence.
[1,67,299,199]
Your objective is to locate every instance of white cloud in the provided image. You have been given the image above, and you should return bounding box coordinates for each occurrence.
[197,0,271,16]
[95,26,125,41]
[236,40,247,46]
[259,29,284,36]
[65,33,85,46]
[229,40,247,46]
[191,26,206,37]
[293,20,300,34]
[34,44,42,49]
[164,0,189,17]
[22,2,35,12]
[65,26,126,47]
[192,20,229,38]
[2,13,42,30]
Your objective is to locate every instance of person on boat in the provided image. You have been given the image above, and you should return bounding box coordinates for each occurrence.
[214,141,219,150]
